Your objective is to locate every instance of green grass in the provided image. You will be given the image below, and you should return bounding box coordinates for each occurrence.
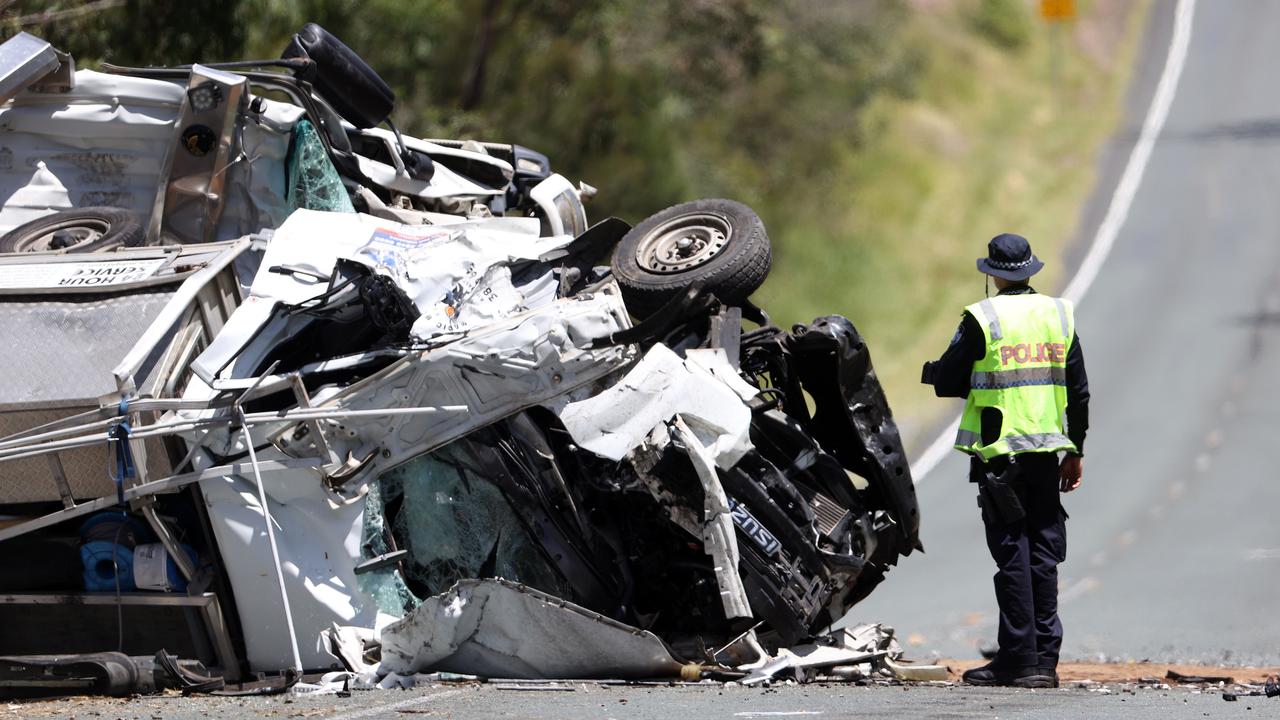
[754,0,1152,450]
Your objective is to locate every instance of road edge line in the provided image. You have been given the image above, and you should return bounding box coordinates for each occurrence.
[340,687,468,719]
[907,0,1197,484]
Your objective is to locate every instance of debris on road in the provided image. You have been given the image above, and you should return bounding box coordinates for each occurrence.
[883,658,951,682]
[1167,669,1234,684]
[1221,676,1280,702]
[734,624,945,686]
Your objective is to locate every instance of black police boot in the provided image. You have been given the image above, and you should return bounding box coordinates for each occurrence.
[1037,667,1060,688]
[1012,670,1055,689]
[962,662,1054,688]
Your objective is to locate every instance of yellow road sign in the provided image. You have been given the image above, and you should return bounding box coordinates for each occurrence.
[1040,0,1076,21]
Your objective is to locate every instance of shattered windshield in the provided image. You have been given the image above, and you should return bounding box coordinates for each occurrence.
[371,440,572,609]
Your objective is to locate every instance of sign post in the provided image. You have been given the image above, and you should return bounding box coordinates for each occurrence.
[1039,0,1076,86]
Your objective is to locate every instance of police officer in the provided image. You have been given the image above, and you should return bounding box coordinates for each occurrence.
[921,233,1089,688]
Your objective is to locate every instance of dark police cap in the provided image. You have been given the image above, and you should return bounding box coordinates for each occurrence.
[976,233,1044,281]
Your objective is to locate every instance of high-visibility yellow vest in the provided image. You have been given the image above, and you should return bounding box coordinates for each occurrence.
[954,293,1077,461]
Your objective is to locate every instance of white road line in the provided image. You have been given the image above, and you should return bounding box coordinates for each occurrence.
[908,0,1198,484]
[907,415,960,485]
[340,687,468,720]
[1060,0,1197,305]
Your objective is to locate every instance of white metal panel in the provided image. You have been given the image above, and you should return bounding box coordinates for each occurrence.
[0,70,183,232]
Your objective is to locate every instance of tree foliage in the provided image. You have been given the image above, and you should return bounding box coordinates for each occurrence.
[3,0,930,227]
[973,0,1032,51]
[7,0,249,66]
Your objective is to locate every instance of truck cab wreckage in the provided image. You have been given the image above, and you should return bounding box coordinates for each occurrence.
[0,26,921,696]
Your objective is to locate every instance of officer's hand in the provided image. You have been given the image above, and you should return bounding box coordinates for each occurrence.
[1059,454,1083,493]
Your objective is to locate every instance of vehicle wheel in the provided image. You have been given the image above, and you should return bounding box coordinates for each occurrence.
[0,207,145,254]
[611,199,772,316]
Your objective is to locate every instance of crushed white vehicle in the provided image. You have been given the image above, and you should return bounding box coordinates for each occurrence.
[0,27,920,697]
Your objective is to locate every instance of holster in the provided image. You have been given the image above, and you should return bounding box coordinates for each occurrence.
[978,460,1025,525]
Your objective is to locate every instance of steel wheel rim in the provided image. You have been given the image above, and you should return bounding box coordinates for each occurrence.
[17,218,109,252]
[634,212,732,274]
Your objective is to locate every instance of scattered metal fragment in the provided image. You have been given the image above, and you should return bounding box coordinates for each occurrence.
[1222,677,1280,701]
[493,683,576,691]
[883,658,950,682]
[742,624,901,686]
[1167,669,1234,684]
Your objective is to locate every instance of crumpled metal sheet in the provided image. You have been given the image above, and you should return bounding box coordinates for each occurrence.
[0,69,295,244]
[192,208,581,384]
[378,578,684,679]
[671,416,751,621]
[0,70,182,233]
[215,96,300,244]
[551,344,763,631]
[556,345,756,469]
[185,226,632,671]
[351,129,506,202]
[249,287,635,491]
[196,453,383,672]
[742,623,902,686]
[247,209,569,334]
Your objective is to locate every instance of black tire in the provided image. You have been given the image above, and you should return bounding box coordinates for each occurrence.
[611,199,772,316]
[0,207,145,254]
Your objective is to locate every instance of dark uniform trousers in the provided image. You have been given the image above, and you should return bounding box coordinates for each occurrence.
[970,451,1067,670]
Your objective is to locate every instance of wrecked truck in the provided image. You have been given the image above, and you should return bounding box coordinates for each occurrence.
[0,26,920,693]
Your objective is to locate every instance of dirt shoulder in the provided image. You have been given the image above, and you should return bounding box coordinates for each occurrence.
[946,659,1279,685]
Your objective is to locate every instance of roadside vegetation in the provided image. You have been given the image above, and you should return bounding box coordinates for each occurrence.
[7,0,1149,448]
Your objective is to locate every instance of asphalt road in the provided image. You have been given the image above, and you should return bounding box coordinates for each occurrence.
[849,0,1280,667]
[11,680,1268,720]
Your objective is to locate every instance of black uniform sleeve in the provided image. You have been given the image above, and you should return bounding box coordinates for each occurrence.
[1065,332,1090,455]
[926,312,985,398]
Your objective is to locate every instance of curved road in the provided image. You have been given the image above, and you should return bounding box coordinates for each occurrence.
[850,0,1280,666]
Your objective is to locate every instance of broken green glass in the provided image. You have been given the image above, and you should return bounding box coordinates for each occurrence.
[286,119,355,213]
[379,442,569,600]
[357,479,419,617]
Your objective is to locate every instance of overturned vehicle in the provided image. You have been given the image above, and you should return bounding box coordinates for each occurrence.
[0,27,919,693]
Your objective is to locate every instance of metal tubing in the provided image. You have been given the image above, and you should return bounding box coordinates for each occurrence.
[0,403,467,465]
[0,397,234,452]
[239,409,303,673]
[239,404,468,423]
[0,458,322,543]
[288,373,334,466]
[0,411,115,446]
[195,591,243,681]
[44,453,74,509]
[0,417,116,452]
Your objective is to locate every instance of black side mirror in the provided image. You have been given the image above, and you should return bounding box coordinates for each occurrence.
[282,23,394,129]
